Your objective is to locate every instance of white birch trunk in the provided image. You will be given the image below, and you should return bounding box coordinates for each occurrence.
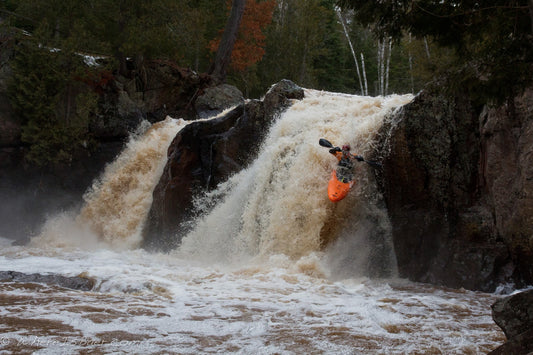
[336,9,364,94]
[385,38,392,96]
[408,33,414,93]
[378,39,386,96]
[424,37,431,59]
[361,52,368,96]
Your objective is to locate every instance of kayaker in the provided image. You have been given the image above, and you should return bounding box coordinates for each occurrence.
[329,144,364,183]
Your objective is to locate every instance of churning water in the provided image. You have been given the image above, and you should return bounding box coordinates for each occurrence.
[0,90,504,354]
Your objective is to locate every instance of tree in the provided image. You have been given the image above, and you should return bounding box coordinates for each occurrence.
[336,0,533,100]
[337,8,365,94]
[8,33,97,167]
[167,1,224,72]
[208,0,276,94]
[258,0,340,90]
[209,0,246,83]
[5,0,187,74]
[214,0,276,72]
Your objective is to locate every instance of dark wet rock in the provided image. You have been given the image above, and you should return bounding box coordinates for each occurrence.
[377,87,533,291]
[492,289,533,339]
[488,328,533,355]
[142,80,304,250]
[0,271,95,291]
[195,84,244,118]
[262,79,305,116]
[489,289,533,354]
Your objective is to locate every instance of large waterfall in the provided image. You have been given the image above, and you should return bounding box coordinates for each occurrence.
[177,90,411,277]
[0,89,505,354]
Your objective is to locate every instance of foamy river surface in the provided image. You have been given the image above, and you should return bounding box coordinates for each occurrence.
[0,90,506,353]
[0,240,504,354]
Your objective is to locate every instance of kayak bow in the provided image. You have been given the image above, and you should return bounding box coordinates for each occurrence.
[327,170,354,202]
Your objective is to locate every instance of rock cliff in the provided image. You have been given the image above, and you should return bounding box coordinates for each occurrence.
[378,87,533,291]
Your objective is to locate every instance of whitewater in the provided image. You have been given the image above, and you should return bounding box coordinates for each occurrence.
[0,89,504,354]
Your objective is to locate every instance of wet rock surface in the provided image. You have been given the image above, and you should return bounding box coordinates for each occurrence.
[0,271,95,291]
[378,87,533,292]
[142,80,304,250]
[490,289,533,354]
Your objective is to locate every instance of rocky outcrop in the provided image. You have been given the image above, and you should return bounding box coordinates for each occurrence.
[195,84,244,118]
[378,87,533,291]
[0,271,95,291]
[490,289,533,354]
[142,80,304,250]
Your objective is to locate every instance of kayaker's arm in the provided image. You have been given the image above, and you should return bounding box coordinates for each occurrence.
[352,154,364,162]
[329,147,341,155]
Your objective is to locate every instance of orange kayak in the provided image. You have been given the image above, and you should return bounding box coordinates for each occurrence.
[327,170,354,202]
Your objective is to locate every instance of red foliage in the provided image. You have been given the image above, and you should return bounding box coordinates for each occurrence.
[77,70,114,95]
[210,0,276,72]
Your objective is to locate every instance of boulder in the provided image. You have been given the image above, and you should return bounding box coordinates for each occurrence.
[142,80,304,250]
[0,270,95,291]
[492,289,533,339]
[490,289,533,354]
[195,84,244,118]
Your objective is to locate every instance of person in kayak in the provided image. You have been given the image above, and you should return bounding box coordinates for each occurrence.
[329,144,364,183]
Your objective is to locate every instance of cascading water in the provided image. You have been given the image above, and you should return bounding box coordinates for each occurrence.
[0,90,506,354]
[32,117,188,250]
[177,90,408,277]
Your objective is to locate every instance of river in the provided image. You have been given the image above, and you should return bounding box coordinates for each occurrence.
[0,90,505,354]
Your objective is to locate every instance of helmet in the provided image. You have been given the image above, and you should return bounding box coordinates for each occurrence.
[342,144,351,151]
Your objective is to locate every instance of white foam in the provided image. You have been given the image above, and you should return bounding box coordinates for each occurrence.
[179,90,413,273]
[0,91,506,353]
[0,245,504,353]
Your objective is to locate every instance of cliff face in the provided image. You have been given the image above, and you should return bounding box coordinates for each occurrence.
[379,88,533,291]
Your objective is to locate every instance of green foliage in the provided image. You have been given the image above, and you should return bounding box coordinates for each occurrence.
[336,0,533,101]
[4,0,528,138]
[8,33,97,167]
[253,0,337,94]
[313,0,355,93]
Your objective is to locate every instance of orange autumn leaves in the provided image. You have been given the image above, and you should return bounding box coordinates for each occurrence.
[210,0,276,72]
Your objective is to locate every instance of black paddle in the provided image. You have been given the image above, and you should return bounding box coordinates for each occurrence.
[319,138,382,168]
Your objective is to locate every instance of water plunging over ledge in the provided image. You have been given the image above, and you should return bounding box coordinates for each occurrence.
[0,90,504,354]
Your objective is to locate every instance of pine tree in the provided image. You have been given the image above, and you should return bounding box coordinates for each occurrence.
[8,34,97,167]
[336,0,533,100]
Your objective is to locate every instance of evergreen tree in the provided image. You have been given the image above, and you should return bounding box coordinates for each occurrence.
[313,0,355,93]
[8,32,97,167]
[258,0,336,91]
[336,0,533,100]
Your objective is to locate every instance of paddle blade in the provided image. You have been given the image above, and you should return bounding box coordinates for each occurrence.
[365,160,382,168]
[319,138,333,148]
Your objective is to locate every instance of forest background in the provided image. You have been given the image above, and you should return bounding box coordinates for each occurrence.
[1,0,531,166]
[1,0,467,99]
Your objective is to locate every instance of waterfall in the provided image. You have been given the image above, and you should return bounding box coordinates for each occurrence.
[177,89,413,277]
[33,117,188,249]
[32,90,412,278]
